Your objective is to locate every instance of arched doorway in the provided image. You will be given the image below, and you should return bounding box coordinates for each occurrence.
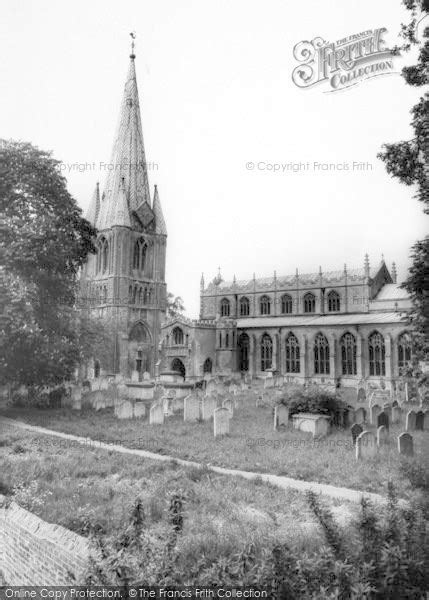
[171,358,186,379]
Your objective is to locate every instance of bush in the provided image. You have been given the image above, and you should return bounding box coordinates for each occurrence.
[285,386,348,420]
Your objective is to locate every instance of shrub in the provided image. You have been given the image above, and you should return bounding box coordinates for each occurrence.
[286,386,348,420]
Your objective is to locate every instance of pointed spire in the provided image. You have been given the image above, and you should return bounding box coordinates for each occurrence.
[85,182,100,226]
[200,273,205,289]
[110,178,131,227]
[364,254,370,278]
[233,274,237,284]
[381,253,385,264]
[344,263,347,276]
[392,262,397,283]
[153,184,167,235]
[96,46,151,229]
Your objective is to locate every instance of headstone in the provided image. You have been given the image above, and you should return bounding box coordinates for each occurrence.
[214,407,230,437]
[143,371,151,380]
[398,432,413,456]
[377,411,389,431]
[424,410,429,431]
[131,370,139,382]
[392,405,402,424]
[415,410,424,431]
[162,397,172,416]
[206,380,216,395]
[406,410,417,431]
[377,425,388,447]
[134,402,146,419]
[150,403,164,425]
[274,404,289,429]
[222,398,234,416]
[201,396,216,420]
[351,423,363,445]
[356,431,378,460]
[184,394,200,422]
[355,407,366,424]
[357,387,366,403]
[370,404,381,425]
[346,407,356,427]
[118,383,129,399]
[264,377,274,389]
[115,399,134,419]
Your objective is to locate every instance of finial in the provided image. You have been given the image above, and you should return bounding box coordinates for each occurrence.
[381,253,385,263]
[391,261,397,283]
[295,268,299,277]
[274,270,277,279]
[344,263,347,274]
[130,31,136,59]
[364,254,370,277]
[319,265,322,275]
[233,274,236,284]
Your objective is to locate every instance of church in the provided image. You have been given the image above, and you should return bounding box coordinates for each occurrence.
[80,47,413,390]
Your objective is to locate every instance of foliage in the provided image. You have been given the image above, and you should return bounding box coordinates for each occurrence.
[285,385,347,419]
[12,480,53,513]
[85,486,429,597]
[166,292,185,319]
[377,1,429,376]
[0,139,97,389]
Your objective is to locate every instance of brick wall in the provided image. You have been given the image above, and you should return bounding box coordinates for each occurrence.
[0,496,89,585]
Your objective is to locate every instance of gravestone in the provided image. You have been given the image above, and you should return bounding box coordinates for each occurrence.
[351,423,363,445]
[201,396,216,420]
[131,370,139,382]
[214,407,230,437]
[415,410,424,431]
[117,383,129,399]
[150,403,164,425]
[424,410,429,430]
[115,399,134,419]
[143,371,151,380]
[377,411,389,431]
[274,404,289,429]
[392,405,402,424]
[377,425,388,447]
[356,431,378,460]
[398,432,413,456]
[355,407,366,424]
[357,387,366,403]
[406,410,417,431]
[370,404,381,425]
[206,380,216,396]
[134,402,146,419]
[184,394,200,422]
[346,407,356,427]
[162,397,173,416]
[222,398,234,416]
[264,377,274,389]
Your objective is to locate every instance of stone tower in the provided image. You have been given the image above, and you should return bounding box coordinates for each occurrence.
[80,46,167,378]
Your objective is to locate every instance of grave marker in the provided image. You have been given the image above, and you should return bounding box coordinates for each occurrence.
[377,425,388,447]
[202,396,216,420]
[134,402,146,419]
[150,403,164,425]
[392,405,402,424]
[351,423,363,445]
[415,410,424,431]
[274,404,289,429]
[377,411,389,431]
[370,404,381,425]
[398,432,413,456]
[214,407,230,437]
[356,431,378,460]
[406,410,417,431]
[184,394,200,422]
[115,399,134,419]
[354,407,366,424]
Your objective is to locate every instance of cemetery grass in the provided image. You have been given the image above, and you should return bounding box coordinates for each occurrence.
[1,403,428,498]
[0,422,353,558]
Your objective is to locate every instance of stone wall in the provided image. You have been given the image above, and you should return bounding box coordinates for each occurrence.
[0,497,88,585]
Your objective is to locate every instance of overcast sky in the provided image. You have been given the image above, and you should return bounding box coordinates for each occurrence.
[1,0,427,316]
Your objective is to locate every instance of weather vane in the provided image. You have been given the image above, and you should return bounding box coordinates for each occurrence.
[130,31,136,58]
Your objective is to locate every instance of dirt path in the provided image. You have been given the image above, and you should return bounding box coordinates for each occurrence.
[2,416,392,505]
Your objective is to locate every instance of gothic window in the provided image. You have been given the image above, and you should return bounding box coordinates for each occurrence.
[238,333,250,371]
[340,332,356,375]
[260,333,273,371]
[97,237,109,274]
[103,286,108,304]
[397,332,412,373]
[304,293,316,313]
[203,358,213,374]
[220,298,230,317]
[143,288,148,304]
[129,322,147,343]
[94,360,100,378]
[281,294,293,314]
[132,286,137,304]
[136,350,143,373]
[138,287,143,304]
[171,358,186,379]
[368,331,385,376]
[327,291,340,312]
[260,295,271,315]
[285,333,300,373]
[225,333,229,347]
[314,333,330,374]
[172,327,184,345]
[219,332,222,348]
[128,285,133,303]
[240,296,250,316]
[133,237,147,271]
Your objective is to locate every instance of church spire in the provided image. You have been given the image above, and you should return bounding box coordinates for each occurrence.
[152,184,167,235]
[96,36,151,229]
[85,182,100,226]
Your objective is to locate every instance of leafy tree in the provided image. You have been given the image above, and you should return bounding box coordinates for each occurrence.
[166,292,185,319]
[0,139,97,389]
[378,0,429,378]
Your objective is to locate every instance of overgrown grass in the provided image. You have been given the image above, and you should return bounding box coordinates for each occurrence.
[1,399,428,498]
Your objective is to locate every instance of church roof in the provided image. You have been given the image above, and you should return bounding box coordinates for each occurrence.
[153,184,167,235]
[373,283,409,301]
[96,54,152,230]
[237,311,408,329]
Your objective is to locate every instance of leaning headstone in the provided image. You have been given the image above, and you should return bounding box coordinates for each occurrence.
[184,394,200,422]
[357,387,366,404]
[415,410,424,431]
[134,402,146,419]
[377,425,388,447]
[150,403,164,425]
[274,404,289,429]
[377,411,389,431]
[351,423,363,445]
[201,396,216,420]
[356,431,378,460]
[398,432,413,456]
[355,407,366,424]
[406,410,417,431]
[115,399,134,419]
[370,404,381,425]
[214,407,230,437]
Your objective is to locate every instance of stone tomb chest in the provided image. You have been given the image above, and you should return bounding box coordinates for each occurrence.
[292,413,331,437]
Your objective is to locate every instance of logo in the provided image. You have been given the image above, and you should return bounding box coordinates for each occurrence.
[292,28,397,92]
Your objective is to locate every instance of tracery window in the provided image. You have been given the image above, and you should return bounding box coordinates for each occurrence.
[240,297,250,316]
[285,333,300,373]
[314,333,330,374]
[133,237,147,271]
[220,298,230,317]
[368,331,385,376]
[281,294,293,314]
[238,333,249,371]
[260,295,271,315]
[397,333,412,373]
[260,333,273,371]
[172,327,184,345]
[340,332,356,375]
[304,293,316,313]
[327,291,340,312]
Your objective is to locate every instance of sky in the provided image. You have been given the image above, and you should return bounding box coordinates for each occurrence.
[1,0,427,317]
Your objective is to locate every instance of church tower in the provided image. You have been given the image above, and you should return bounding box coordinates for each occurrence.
[80,41,167,378]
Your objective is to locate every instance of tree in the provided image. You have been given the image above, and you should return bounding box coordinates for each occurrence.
[166,292,185,319]
[0,140,97,388]
[378,0,429,377]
